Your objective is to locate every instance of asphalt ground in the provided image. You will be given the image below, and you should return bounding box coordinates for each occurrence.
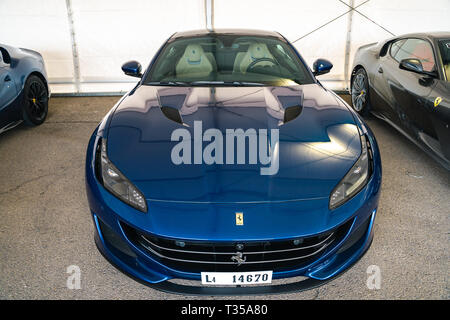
[0,95,448,299]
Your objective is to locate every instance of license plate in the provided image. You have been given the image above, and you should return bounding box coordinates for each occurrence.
[201,271,273,285]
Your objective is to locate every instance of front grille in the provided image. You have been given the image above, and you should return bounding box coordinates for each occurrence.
[121,219,353,273]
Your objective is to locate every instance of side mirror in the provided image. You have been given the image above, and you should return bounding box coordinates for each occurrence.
[122,60,142,78]
[399,58,437,77]
[313,59,333,76]
[399,58,423,73]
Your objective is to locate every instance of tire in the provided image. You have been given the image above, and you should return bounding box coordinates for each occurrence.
[22,75,48,126]
[351,68,371,116]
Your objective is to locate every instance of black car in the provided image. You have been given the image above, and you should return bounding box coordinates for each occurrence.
[350,32,449,170]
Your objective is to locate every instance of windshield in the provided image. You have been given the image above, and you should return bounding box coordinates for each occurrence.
[144,34,314,86]
[438,39,450,82]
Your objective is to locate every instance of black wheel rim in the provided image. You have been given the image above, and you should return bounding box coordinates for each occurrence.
[26,80,48,121]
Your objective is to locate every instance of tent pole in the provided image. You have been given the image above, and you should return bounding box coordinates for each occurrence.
[65,0,81,93]
[205,0,214,31]
[344,0,354,91]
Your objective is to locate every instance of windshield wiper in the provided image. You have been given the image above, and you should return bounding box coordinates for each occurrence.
[146,81,190,86]
[190,81,265,86]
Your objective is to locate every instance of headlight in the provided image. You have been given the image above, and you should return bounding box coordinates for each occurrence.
[97,138,147,212]
[329,135,371,210]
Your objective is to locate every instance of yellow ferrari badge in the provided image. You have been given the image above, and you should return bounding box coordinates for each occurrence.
[434,97,442,107]
[235,212,244,226]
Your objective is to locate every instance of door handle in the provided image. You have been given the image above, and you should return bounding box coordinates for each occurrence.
[378,66,383,74]
[4,75,11,82]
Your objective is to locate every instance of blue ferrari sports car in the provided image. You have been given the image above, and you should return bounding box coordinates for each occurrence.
[0,44,50,134]
[85,29,382,295]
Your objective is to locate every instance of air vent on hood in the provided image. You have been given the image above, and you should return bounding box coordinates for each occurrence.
[283,105,303,124]
[160,106,183,125]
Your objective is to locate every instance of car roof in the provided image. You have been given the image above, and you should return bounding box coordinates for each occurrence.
[171,29,283,40]
[395,32,450,41]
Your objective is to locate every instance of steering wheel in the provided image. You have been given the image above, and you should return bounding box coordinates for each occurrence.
[246,57,278,73]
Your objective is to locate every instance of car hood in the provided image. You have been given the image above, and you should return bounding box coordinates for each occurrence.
[107,84,361,203]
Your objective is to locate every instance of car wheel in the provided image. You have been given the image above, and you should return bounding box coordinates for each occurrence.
[22,75,48,126]
[351,68,370,116]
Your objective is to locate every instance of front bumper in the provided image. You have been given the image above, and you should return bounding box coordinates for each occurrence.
[92,210,376,295]
[85,129,382,295]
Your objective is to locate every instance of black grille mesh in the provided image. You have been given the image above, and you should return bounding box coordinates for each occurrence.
[121,219,353,273]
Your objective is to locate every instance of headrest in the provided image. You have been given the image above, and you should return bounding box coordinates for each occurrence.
[176,44,213,77]
[248,43,270,60]
[184,44,203,65]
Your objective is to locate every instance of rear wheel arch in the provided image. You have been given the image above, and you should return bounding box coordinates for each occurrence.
[27,71,49,95]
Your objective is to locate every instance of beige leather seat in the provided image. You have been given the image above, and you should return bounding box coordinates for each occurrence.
[175,44,215,78]
[233,42,274,73]
[444,64,450,81]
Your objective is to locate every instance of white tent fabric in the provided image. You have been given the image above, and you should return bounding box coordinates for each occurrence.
[0,0,449,94]
[215,0,450,90]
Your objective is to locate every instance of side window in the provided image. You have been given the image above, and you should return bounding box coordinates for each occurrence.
[0,47,10,65]
[438,40,450,81]
[275,44,292,62]
[389,39,405,58]
[276,44,285,54]
[393,38,436,72]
